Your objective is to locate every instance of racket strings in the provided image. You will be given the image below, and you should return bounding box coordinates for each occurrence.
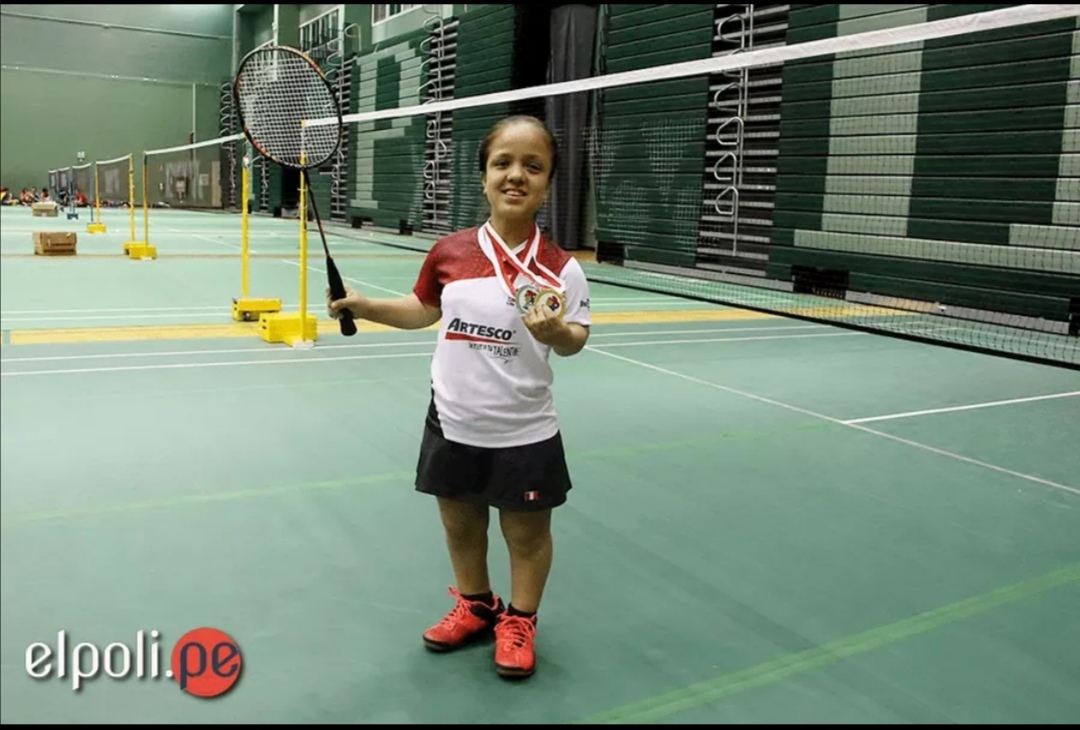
[235,50,340,168]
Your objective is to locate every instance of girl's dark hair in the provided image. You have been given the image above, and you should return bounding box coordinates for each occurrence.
[477,115,559,178]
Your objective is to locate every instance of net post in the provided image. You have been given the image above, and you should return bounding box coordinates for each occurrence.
[124,152,156,260]
[260,152,314,347]
[142,153,148,249]
[87,164,106,234]
[63,166,78,220]
[233,147,282,324]
[299,159,310,342]
[122,154,140,253]
[242,157,251,298]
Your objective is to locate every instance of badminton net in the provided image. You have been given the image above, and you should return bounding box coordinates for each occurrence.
[318,4,1079,367]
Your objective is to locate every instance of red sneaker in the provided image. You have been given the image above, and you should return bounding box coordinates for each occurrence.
[494,612,538,678]
[423,587,503,652]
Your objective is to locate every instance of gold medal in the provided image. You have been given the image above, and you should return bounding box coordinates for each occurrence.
[536,289,566,318]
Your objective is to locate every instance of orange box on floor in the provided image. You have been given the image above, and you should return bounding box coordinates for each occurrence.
[32,202,59,217]
[33,231,78,256]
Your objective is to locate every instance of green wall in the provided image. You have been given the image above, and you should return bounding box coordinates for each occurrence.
[768,4,1079,323]
[593,4,715,268]
[0,4,233,191]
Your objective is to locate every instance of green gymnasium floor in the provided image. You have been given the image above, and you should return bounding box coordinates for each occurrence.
[1,206,1078,724]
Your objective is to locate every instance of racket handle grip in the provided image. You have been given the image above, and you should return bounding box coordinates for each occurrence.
[338,309,357,336]
[326,256,357,338]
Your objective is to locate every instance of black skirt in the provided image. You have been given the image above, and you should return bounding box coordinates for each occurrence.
[414,399,573,512]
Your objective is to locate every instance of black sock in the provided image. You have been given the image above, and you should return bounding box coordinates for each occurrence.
[507,604,536,619]
[463,590,494,606]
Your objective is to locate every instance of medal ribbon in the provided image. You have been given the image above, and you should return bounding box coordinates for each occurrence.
[479,221,566,300]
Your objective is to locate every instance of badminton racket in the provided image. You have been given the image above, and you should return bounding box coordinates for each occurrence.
[232,44,356,337]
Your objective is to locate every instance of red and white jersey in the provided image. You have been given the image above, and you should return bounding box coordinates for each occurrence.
[413,223,591,448]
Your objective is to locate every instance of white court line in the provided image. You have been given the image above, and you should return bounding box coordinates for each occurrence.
[0,339,438,363]
[0,330,852,374]
[0,325,831,365]
[590,301,732,309]
[842,391,1080,424]
[585,347,1080,498]
[582,297,694,303]
[278,258,408,297]
[0,302,717,321]
[0,298,748,317]
[181,229,242,252]
[160,225,413,299]
[589,325,827,338]
[144,225,247,255]
[2,313,245,324]
[590,332,863,348]
[0,350,437,377]
[1,305,236,315]
[151,230,298,237]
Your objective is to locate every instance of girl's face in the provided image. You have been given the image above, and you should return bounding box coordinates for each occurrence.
[482,121,553,230]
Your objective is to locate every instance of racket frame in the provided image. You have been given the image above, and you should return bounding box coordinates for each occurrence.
[232,44,356,337]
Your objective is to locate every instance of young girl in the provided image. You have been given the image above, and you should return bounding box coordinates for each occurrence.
[328,115,591,679]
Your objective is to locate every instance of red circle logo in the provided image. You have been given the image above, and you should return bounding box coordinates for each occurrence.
[170,627,242,698]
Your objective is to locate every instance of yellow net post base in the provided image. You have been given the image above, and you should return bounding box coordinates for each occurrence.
[125,243,157,260]
[86,222,106,234]
[232,297,283,322]
[259,312,317,348]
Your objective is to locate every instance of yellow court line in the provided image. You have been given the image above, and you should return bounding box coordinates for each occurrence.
[7,319,414,345]
[0,253,127,259]
[0,252,424,260]
[10,322,262,344]
[4,303,912,346]
[7,309,784,345]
